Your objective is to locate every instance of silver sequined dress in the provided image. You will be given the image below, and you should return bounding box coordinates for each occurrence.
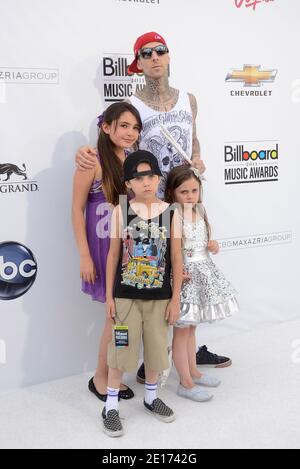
[176,217,239,328]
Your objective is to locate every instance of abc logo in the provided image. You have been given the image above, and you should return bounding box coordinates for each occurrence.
[0,242,37,300]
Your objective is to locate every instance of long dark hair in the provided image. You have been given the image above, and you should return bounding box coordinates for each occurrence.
[165,165,211,240]
[97,102,143,206]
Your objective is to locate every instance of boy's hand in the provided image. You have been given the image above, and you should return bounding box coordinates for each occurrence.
[106,297,116,323]
[76,146,97,170]
[208,240,220,255]
[165,299,180,325]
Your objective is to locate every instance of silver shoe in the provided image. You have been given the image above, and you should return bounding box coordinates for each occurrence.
[177,384,213,402]
[193,374,221,388]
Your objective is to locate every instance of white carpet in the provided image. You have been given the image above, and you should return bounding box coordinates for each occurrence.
[0,319,300,449]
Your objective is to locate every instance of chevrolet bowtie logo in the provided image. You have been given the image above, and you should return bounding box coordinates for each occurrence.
[226,65,277,87]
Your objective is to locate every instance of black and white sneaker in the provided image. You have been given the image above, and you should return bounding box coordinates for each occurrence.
[144,398,175,423]
[102,407,124,437]
[196,345,232,368]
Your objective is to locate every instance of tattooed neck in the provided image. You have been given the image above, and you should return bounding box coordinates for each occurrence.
[143,74,171,100]
[136,74,179,112]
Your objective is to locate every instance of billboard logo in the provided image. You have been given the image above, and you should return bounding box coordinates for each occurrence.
[0,242,37,300]
[224,144,278,163]
[102,54,145,103]
[224,140,279,184]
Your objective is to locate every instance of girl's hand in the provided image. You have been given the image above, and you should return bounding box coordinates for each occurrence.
[208,240,220,255]
[106,297,116,323]
[76,146,97,171]
[183,269,191,283]
[165,299,180,325]
[80,255,97,284]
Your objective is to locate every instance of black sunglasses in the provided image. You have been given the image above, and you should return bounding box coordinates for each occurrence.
[138,45,169,60]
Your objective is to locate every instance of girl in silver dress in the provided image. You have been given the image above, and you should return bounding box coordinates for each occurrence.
[165,166,239,402]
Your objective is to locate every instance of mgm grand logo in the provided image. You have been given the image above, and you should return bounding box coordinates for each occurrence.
[0,163,39,194]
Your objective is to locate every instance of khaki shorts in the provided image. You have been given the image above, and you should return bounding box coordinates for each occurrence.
[107,298,170,373]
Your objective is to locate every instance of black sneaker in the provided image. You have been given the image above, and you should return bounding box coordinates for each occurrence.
[102,407,124,438]
[196,345,232,368]
[137,349,173,387]
[136,363,145,384]
[144,398,175,423]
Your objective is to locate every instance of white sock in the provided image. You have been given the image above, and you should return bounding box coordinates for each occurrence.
[145,382,158,405]
[106,387,119,413]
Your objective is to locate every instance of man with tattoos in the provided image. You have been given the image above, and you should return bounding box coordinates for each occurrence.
[76,32,204,188]
[127,32,204,198]
[76,32,232,394]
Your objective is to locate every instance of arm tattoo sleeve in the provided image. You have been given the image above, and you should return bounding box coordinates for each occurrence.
[189,93,201,160]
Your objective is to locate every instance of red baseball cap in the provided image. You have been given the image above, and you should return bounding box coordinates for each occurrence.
[128,32,168,74]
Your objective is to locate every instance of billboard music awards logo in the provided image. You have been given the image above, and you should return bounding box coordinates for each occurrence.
[224,140,279,185]
[0,242,37,300]
[0,163,39,194]
[0,67,59,85]
[226,65,277,97]
[102,54,145,103]
[234,0,275,11]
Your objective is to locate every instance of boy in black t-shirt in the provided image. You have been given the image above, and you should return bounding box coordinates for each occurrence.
[104,150,183,437]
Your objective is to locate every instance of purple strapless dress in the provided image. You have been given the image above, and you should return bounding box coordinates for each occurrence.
[82,152,133,302]
[82,172,112,303]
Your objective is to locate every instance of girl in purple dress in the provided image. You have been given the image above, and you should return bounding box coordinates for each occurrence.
[72,102,142,401]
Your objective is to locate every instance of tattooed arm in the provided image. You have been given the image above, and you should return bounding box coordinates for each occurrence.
[188,93,206,174]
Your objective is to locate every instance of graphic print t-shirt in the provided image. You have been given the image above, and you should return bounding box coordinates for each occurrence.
[114,200,174,300]
[130,92,193,199]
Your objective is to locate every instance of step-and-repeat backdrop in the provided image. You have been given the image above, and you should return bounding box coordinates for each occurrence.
[1,0,299,390]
